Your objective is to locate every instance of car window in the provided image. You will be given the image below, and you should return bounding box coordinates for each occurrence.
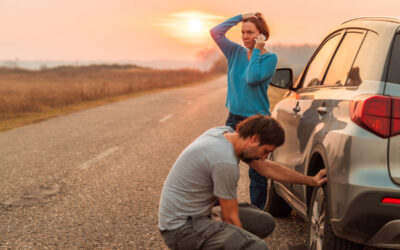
[348,31,381,86]
[323,31,365,86]
[387,33,400,84]
[302,33,342,88]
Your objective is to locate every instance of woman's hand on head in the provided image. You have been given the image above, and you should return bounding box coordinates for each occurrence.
[242,13,256,20]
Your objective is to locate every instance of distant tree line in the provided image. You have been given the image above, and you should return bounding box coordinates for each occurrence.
[208,44,317,78]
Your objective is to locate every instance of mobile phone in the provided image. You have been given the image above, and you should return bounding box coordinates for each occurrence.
[260,34,266,41]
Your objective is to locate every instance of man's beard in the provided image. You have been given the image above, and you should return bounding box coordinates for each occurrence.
[239,149,260,164]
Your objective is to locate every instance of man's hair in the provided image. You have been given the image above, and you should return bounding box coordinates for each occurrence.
[236,115,285,147]
[243,12,270,41]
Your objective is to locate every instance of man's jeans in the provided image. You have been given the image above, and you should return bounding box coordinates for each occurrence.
[226,113,269,210]
[160,203,275,250]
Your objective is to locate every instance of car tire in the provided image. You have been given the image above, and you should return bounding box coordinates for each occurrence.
[308,185,363,250]
[264,180,292,217]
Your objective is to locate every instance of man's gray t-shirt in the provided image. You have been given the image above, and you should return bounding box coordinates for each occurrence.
[158,126,239,231]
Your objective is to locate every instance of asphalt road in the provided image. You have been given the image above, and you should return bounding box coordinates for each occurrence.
[0,76,308,249]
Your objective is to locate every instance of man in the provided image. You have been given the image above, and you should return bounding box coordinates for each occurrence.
[158,115,327,249]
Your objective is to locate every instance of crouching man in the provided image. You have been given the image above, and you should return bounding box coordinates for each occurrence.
[158,115,327,249]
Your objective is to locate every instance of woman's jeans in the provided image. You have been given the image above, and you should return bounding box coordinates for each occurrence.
[160,203,275,249]
[226,113,269,210]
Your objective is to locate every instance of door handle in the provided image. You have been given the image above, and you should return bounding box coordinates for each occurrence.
[317,106,327,115]
[293,105,301,113]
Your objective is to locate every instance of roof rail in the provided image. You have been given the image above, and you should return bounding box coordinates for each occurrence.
[342,16,400,24]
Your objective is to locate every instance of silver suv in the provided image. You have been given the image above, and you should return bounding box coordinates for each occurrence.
[268,17,400,249]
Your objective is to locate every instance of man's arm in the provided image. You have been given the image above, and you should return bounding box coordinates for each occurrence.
[218,198,242,228]
[249,159,327,186]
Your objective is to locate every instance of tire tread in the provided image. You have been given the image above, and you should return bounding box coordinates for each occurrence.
[308,185,363,250]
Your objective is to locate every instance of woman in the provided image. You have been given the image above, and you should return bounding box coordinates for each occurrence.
[210,13,278,210]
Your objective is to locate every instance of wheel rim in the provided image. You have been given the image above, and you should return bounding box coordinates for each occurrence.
[309,187,326,250]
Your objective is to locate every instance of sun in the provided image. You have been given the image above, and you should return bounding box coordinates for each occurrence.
[153,11,225,44]
[188,19,202,33]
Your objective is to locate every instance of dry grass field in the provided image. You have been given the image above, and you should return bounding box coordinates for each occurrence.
[0,64,289,131]
[0,65,221,131]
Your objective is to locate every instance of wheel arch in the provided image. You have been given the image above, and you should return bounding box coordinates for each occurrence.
[306,144,330,211]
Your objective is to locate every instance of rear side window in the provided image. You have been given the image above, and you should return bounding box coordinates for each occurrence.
[349,31,381,85]
[302,33,342,88]
[387,33,400,84]
[323,31,365,86]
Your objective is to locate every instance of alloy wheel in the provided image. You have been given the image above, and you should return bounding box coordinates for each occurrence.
[309,187,326,250]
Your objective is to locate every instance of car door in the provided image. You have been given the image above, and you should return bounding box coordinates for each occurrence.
[272,30,344,199]
[290,29,368,199]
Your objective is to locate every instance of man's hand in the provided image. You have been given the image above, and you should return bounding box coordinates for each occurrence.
[310,169,328,186]
[218,198,242,228]
[241,13,256,20]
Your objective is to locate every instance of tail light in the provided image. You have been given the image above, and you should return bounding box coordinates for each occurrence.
[392,97,400,136]
[350,95,400,138]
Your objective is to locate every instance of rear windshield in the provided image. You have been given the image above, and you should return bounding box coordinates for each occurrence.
[387,33,400,84]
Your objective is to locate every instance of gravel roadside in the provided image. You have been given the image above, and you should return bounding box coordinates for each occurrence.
[236,162,308,250]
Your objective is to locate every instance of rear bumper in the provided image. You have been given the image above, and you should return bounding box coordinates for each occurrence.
[366,219,400,249]
[330,191,400,248]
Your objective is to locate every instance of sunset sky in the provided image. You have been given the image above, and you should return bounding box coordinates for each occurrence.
[1,0,400,63]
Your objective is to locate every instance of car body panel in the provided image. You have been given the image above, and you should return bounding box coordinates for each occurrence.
[385,81,400,185]
[388,133,400,185]
[270,17,400,248]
